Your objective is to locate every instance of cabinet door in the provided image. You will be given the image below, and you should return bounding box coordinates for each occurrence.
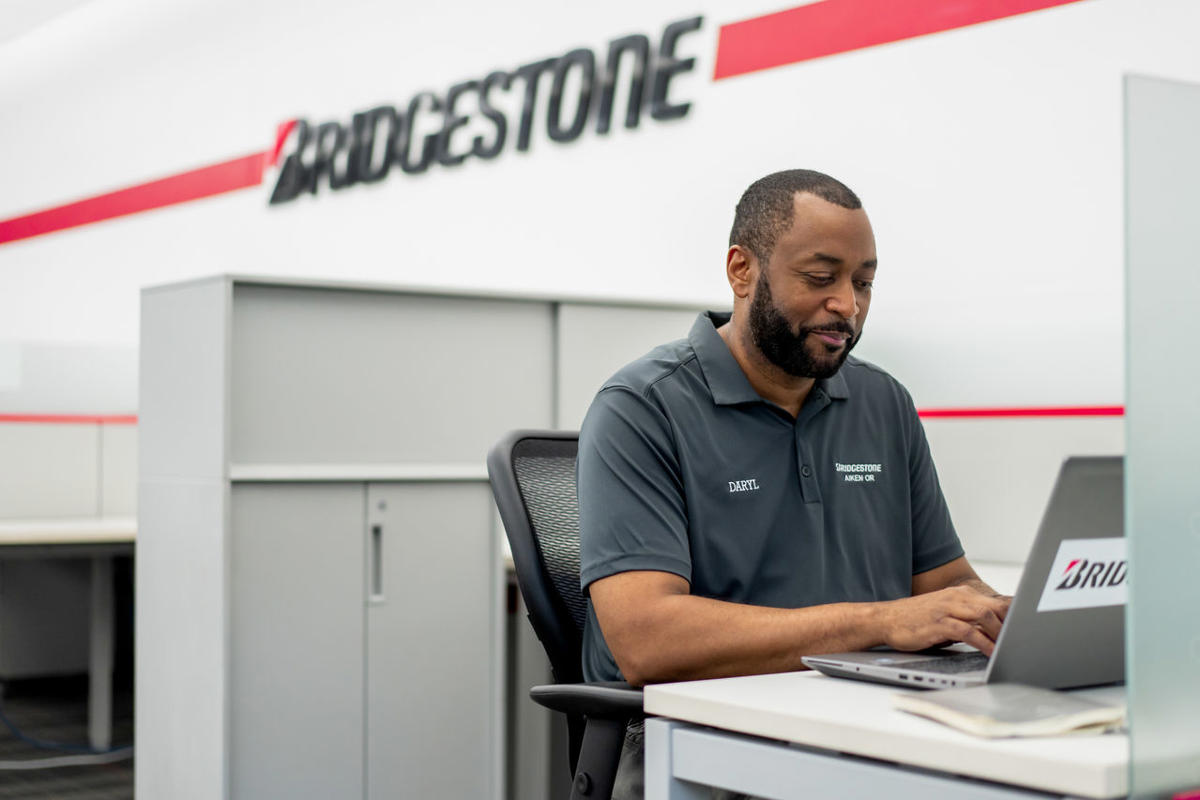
[366,482,501,800]
[230,483,366,800]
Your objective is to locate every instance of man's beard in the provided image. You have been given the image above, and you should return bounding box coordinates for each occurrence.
[748,273,858,380]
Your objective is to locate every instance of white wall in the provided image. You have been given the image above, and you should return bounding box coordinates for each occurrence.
[1,0,1196,544]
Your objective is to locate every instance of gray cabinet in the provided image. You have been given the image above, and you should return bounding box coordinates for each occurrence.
[227,481,501,800]
[138,275,709,800]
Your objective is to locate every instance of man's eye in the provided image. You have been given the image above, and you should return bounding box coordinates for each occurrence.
[802,273,835,286]
[854,280,874,291]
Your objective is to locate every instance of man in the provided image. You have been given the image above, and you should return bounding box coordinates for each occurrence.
[577,169,1010,797]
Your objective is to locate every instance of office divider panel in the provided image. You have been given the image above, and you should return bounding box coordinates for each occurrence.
[0,423,99,517]
[100,424,137,516]
[139,275,707,800]
[1125,74,1200,797]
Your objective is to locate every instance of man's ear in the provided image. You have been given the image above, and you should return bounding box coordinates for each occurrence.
[726,245,757,300]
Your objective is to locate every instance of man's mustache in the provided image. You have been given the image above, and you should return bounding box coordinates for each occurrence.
[797,320,855,338]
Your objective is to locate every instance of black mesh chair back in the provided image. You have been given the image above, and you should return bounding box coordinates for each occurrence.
[489,431,586,685]
[489,430,642,799]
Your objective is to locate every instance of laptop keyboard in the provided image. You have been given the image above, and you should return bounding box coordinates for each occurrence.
[904,652,990,674]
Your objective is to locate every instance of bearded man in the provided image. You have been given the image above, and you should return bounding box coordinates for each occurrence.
[577,169,1010,799]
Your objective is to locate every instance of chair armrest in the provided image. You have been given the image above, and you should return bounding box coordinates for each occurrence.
[529,681,644,719]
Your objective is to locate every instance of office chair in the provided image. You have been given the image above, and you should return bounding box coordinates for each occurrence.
[488,430,644,800]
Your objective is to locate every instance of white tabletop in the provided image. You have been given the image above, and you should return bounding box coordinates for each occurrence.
[645,670,1127,798]
[0,517,136,546]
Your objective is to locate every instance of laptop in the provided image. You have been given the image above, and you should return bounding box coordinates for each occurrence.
[801,456,1125,690]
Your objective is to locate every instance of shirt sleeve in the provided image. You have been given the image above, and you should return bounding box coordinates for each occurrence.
[903,392,965,574]
[577,385,692,592]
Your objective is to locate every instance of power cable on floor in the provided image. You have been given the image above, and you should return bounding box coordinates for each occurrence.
[0,687,133,768]
[0,748,133,770]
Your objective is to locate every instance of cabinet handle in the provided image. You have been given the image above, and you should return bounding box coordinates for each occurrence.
[370,524,384,602]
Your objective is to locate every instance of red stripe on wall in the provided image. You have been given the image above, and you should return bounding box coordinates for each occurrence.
[0,408,1124,425]
[918,406,1123,419]
[0,152,268,247]
[714,0,1088,80]
[0,414,138,425]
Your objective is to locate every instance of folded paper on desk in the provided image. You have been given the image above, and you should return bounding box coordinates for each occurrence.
[893,684,1125,738]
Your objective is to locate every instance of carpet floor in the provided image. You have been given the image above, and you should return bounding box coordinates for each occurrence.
[0,677,133,799]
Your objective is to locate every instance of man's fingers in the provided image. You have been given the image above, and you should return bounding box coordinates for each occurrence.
[994,595,1014,621]
[940,605,1002,652]
[970,607,1003,642]
[979,593,1011,618]
[944,618,996,656]
[962,626,996,657]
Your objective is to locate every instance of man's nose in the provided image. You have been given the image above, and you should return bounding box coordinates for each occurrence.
[825,280,859,320]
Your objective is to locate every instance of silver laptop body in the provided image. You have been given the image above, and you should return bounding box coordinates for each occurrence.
[802,456,1125,690]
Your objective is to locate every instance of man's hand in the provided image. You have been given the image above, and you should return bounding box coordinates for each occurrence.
[877,586,1012,656]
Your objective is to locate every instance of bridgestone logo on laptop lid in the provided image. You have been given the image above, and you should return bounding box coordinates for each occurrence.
[1036,537,1128,612]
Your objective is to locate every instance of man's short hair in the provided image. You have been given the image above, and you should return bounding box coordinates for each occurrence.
[729,169,862,263]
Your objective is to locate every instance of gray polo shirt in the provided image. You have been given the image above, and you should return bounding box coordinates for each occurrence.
[578,311,963,682]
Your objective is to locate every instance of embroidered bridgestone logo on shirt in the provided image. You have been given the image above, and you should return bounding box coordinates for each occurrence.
[835,462,883,483]
[728,479,760,493]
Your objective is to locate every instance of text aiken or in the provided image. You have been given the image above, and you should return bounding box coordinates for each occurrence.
[836,462,882,482]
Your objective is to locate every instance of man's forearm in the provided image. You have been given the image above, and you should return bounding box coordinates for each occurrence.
[613,593,884,685]
[592,567,1013,686]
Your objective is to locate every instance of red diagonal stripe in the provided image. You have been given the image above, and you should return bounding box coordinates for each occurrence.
[0,152,268,246]
[269,119,298,168]
[714,0,1089,80]
[917,405,1123,419]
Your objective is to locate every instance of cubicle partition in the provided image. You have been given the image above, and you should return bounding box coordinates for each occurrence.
[1124,74,1200,797]
[137,275,703,800]
[0,344,138,752]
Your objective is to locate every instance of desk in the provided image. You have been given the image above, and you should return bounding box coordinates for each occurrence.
[0,517,135,751]
[644,671,1126,800]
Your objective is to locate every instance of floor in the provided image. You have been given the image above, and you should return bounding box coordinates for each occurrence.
[0,677,133,799]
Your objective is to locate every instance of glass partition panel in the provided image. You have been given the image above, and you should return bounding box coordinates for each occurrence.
[1124,74,1200,798]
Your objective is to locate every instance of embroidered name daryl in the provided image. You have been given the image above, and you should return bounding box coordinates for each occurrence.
[835,462,883,483]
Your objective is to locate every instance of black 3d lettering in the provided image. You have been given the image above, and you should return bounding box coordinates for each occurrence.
[268,14,704,203]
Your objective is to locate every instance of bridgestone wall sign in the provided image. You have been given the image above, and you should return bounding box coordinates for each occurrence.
[270,16,704,205]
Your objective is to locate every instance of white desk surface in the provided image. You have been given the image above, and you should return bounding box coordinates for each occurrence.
[645,670,1127,799]
[0,517,136,546]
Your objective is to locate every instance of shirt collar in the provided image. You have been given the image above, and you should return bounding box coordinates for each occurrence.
[822,366,850,400]
[689,311,759,406]
[689,311,851,405]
